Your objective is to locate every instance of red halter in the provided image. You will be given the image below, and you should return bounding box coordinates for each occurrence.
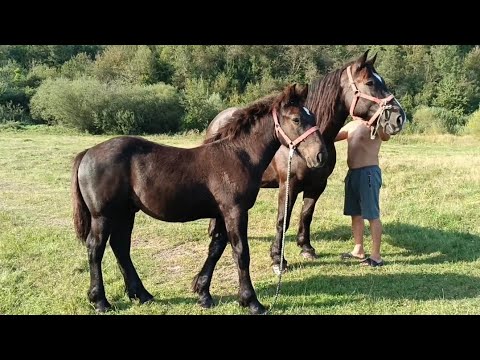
[347,65,395,127]
[272,108,319,150]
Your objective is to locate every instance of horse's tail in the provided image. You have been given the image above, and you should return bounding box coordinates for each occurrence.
[72,149,90,243]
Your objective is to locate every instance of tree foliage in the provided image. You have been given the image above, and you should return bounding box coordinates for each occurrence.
[1,45,479,134]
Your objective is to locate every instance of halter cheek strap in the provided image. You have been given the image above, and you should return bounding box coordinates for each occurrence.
[272,108,319,150]
[347,65,395,138]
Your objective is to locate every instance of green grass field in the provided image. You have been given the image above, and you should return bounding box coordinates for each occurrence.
[1,126,480,315]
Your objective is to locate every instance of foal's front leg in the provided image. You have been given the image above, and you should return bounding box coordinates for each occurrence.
[192,217,228,308]
[224,209,266,315]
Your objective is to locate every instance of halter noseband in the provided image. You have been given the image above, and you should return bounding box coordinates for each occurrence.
[272,108,319,150]
[347,65,395,138]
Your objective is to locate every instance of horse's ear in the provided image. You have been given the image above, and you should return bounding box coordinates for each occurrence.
[355,49,369,71]
[366,52,377,66]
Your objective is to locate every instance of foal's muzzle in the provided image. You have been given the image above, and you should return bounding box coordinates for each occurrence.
[316,148,328,168]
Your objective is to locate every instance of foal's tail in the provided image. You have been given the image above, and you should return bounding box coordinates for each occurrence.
[72,149,90,243]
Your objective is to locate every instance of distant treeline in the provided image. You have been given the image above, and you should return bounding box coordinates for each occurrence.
[1,45,479,135]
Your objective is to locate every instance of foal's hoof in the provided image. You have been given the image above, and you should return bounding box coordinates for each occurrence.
[198,296,215,309]
[272,264,288,275]
[249,301,267,315]
[128,289,154,304]
[94,300,112,313]
[139,292,154,304]
[300,249,319,260]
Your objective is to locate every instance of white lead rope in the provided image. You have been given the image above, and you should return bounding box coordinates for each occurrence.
[265,146,295,314]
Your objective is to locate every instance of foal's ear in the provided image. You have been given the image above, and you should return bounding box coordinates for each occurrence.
[284,83,297,99]
[282,83,297,105]
[298,83,308,101]
[366,52,377,67]
[354,49,369,71]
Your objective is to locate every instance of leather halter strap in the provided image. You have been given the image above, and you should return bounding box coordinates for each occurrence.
[347,65,395,127]
[272,108,319,150]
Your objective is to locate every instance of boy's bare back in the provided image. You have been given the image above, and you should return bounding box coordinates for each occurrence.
[335,120,390,169]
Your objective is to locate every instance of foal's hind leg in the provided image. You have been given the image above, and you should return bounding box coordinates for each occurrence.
[87,216,112,312]
[192,217,228,308]
[110,212,153,305]
[296,183,326,259]
[270,179,299,274]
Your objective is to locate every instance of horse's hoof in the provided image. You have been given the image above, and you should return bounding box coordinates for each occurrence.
[198,296,215,309]
[249,301,267,315]
[272,264,288,275]
[300,249,319,260]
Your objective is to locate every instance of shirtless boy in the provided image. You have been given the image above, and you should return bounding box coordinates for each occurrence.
[334,119,390,267]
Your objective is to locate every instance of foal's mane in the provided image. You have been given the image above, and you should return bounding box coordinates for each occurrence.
[203,92,280,144]
[305,63,351,133]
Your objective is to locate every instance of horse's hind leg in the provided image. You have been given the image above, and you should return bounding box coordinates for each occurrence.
[110,212,153,305]
[270,179,299,274]
[296,182,326,259]
[87,216,111,312]
[192,217,228,308]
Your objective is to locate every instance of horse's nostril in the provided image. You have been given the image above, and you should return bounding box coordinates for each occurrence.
[396,115,403,127]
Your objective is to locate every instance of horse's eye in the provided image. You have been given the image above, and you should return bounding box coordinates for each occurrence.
[292,117,300,124]
[366,80,374,86]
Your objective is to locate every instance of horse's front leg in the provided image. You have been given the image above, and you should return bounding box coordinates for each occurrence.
[224,208,266,315]
[270,178,299,274]
[296,182,326,259]
[192,217,228,309]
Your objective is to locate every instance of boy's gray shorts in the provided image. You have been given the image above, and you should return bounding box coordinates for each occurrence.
[344,165,382,220]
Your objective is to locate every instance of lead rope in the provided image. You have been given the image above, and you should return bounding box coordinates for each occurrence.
[265,146,295,314]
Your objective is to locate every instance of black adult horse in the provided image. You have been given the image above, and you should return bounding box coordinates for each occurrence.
[206,50,406,273]
[71,83,327,314]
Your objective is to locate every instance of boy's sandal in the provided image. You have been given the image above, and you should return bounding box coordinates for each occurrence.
[340,252,366,260]
[360,257,384,267]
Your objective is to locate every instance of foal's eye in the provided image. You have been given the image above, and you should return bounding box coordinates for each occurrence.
[366,80,374,86]
[292,117,300,124]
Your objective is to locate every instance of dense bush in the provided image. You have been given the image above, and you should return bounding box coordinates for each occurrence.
[60,53,94,79]
[412,106,466,134]
[0,102,30,123]
[93,45,156,85]
[239,74,284,105]
[30,78,183,134]
[0,62,30,109]
[181,78,225,131]
[464,109,480,136]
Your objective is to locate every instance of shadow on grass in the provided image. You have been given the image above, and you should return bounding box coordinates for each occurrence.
[108,292,240,313]
[305,222,480,265]
[257,272,480,306]
[383,222,480,264]
[109,271,480,313]
[250,224,353,245]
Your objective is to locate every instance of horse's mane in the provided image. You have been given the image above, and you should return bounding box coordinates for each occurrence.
[306,62,352,133]
[203,92,280,144]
